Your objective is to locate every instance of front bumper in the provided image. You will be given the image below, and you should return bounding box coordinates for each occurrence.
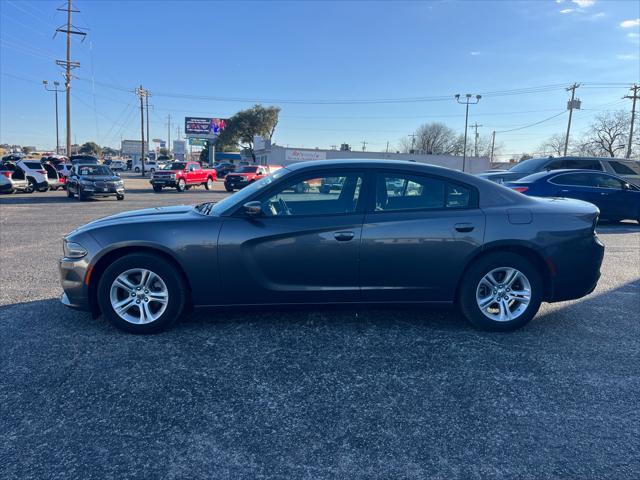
[59,257,91,311]
[150,178,177,187]
[548,235,605,302]
[82,186,125,197]
[224,178,251,189]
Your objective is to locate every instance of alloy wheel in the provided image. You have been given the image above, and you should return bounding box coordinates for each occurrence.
[475,267,531,322]
[109,268,169,324]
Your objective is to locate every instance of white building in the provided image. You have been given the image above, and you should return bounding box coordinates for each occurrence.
[251,145,489,173]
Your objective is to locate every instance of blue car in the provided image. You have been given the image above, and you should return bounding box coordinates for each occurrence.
[505,169,640,223]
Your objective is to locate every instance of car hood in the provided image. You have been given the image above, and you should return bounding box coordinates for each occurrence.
[69,205,201,236]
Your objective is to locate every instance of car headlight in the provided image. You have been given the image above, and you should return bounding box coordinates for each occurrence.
[63,240,87,259]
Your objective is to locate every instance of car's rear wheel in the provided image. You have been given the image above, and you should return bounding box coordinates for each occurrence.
[458,252,543,331]
[205,177,214,190]
[97,253,186,333]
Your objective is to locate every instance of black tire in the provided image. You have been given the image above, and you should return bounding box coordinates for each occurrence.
[116,194,124,201]
[153,185,163,192]
[78,188,86,201]
[26,177,37,193]
[97,253,186,334]
[134,167,140,173]
[67,186,75,199]
[458,252,543,331]
[204,177,214,190]
[176,178,186,192]
[225,186,233,192]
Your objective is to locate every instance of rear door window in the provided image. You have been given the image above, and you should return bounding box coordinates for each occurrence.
[550,173,593,186]
[374,172,472,212]
[608,161,638,175]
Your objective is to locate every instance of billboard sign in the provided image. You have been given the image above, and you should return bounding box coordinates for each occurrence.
[184,117,227,138]
[285,149,326,162]
[188,138,207,146]
[173,140,186,155]
[121,139,148,156]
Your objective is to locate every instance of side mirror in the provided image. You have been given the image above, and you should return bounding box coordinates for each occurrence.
[115,172,121,177]
[243,201,262,217]
[622,183,631,190]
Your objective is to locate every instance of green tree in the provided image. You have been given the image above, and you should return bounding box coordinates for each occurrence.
[158,147,170,156]
[215,104,280,161]
[79,141,102,156]
[102,146,118,157]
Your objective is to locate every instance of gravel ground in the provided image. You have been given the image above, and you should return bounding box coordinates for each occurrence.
[1,174,639,479]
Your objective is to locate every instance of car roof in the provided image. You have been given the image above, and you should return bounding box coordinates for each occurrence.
[517,169,627,183]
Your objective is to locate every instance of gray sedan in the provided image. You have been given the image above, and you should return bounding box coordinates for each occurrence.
[59,159,604,333]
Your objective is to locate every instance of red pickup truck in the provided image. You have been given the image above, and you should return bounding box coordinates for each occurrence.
[224,164,283,192]
[150,161,217,192]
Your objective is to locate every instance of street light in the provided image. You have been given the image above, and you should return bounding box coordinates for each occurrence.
[43,80,64,155]
[455,93,482,172]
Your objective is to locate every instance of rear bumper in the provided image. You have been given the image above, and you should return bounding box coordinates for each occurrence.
[547,235,605,302]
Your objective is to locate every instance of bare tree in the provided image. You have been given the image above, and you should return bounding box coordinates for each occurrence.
[401,123,460,154]
[582,111,629,157]
[539,133,565,157]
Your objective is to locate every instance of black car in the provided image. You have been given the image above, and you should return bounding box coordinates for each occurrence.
[66,164,125,201]
[59,159,604,334]
[213,162,236,178]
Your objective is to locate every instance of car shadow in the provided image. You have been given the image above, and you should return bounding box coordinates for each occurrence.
[0,194,71,205]
[2,278,637,337]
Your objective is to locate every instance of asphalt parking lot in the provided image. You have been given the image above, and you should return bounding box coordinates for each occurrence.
[1,174,639,479]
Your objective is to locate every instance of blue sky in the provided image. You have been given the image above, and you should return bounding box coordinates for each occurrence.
[1,0,639,158]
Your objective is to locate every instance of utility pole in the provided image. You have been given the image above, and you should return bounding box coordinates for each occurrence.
[145,93,150,159]
[135,85,148,175]
[55,0,86,157]
[470,122,483,157]
[408,133,417,153]
[490,130,496,163]
[624,84,639,159]
[455,93,482,172]
[43,80,64,154]
[563,83,580,156]
[167,114,172,155]
[385,141,389,153]
[361,140,368,151]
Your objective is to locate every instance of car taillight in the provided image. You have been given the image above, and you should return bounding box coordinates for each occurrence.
[511,187,529,193]
[1,171,12,178]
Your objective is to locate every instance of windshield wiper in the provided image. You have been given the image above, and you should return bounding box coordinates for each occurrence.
[195,202,216,215]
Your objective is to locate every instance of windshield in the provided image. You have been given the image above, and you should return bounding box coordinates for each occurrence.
[77,165,112,176]
[163,162,187,170]
[237,166,258,173]
[196,168,289,216]
[508,158,550,174]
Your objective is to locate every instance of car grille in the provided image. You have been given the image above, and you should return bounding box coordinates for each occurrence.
[227,175,241,182]
[94,181,106,188]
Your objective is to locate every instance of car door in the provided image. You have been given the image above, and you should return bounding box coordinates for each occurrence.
[359,170,485,303]
[217,169,366,305]
[547,172,596,203]
[586,173,635,220]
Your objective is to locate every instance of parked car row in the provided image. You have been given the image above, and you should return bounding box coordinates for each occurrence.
[478,156,640,224]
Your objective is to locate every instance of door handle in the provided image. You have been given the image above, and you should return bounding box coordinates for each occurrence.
[454,223,475,233]
[334,231,355,241]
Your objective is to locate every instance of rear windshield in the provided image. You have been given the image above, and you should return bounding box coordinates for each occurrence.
[237,166,258,173]
[24,161,43,169]
[77,165,112,176]
[508,158,550,174]
[163,162,187,170]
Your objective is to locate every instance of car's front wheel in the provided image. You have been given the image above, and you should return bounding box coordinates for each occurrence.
[97,253,186,333]
[176,178,186,192]
[67,185,75,198]
[152,185,163,192]
[458,252,543,331]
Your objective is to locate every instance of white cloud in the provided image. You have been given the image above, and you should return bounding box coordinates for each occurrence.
[556,0,564,3]
[620,18,640,28]
[616,53,638,60]
[470,51,481,56]
[572,0,595,7]
[591,12,605,19]
[560,8,574,14]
